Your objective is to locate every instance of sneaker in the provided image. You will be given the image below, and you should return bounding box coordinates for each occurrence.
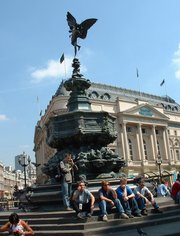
[127,214,134,218]
[141,209,148,216]
[102,215,108,222]
[66,207,72,211]
[86,213,92,218]
[77,212,86,219]
[153,208,163,214]
[120,213,129,219]
[134,213,142,217]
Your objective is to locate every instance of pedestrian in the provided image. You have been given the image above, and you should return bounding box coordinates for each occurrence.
[157,178,170,197]
[98,180,129,221]
[0,212,34,235]
[116,177,142,217]
[70,180,95,219]
[171,174,180,204]
[59,153,78,211]
[134,179,162,214]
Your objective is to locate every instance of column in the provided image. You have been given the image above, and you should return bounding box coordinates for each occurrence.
[135,128,141,161]
[164,127,171,163]
[138,124,145,162]
[122,122,129,163]
[162,127,168,160]
[152,125,158,160]
[150,131,155,161]
[120,124,126,160]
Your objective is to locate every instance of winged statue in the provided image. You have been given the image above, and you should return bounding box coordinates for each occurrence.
[66,12,97,56]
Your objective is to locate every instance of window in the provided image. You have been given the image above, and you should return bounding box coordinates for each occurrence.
[127,127,132,133]
[157,140,161,156]
[167,129,170,135]
[142,128,146,134]
[174,130,177,136]
[91,91,99,99]
[155,129,159,135]
[176,150,180,161]
[143,140,148,160]
[128,139,133,161]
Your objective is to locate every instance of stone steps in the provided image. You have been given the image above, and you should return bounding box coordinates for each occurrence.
[0,198,180,235]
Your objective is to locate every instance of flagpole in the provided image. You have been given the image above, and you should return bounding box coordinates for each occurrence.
[64,57,67,79]
[60,53,67,79]
[136,68,141,97]
[160,79,169,102]
[164,80,169,102]
[36,96,41,119]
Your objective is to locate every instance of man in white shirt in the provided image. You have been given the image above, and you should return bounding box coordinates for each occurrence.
[134,179,162,214]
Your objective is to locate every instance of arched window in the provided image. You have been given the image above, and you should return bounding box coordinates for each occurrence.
[143,140,148,160]
[128,139,133,161]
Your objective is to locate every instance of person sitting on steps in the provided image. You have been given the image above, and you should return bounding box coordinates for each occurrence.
[70,180,95,219]
[116,177,142,217]
[98,180,129,222]
[134,179,163,214]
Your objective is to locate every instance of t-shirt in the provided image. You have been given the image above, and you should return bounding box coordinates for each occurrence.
[9,220,25,236]
[72,189,91,204]
[116,185,133,201]
[98,188,115,200]
[134,186,151,197]
[157,184,169,196]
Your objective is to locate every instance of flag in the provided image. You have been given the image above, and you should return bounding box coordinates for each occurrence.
[160,79,165,86]
[136,68,139,78]
[60,53,65,64]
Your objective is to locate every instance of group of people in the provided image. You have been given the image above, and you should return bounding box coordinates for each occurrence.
[1,152,179,234]
[59,153,164,221]
[68,177,163,221]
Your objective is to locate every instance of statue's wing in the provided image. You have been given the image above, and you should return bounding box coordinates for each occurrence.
[79,18,97,39]
[66,12,77,29]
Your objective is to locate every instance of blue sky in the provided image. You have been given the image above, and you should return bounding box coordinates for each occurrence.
[0,0,180,167]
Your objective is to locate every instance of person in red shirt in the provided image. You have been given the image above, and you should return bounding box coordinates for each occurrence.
[171,174,180,204]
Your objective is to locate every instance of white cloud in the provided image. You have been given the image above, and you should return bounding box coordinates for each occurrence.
[30,56,88,83]
[30,57,73,83]
[0,114,8,121]
[172,43,180,80]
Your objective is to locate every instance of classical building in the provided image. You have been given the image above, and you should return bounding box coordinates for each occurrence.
[34,81,180,184]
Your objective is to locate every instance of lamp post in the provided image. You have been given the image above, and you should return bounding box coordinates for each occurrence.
[156,155,162,183]
[18,152,31,188]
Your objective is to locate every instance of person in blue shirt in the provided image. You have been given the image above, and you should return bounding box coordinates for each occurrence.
[157,179,170,197]
[116,177,142,217]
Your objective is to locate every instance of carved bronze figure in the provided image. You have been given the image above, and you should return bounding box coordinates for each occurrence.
[66,12,97,56]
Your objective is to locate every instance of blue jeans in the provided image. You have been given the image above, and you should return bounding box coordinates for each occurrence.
[136,196,159,210]
[61,181,72,208]
[120,197,141,215]
[98,199,124,216]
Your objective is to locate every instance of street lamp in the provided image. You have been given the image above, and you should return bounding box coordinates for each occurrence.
[18,152,31,188]
[156,155,162,183]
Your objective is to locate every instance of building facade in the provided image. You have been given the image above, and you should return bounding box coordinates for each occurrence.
[34,81,180,184]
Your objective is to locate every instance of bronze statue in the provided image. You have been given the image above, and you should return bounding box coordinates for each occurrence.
[66,12,97,56]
